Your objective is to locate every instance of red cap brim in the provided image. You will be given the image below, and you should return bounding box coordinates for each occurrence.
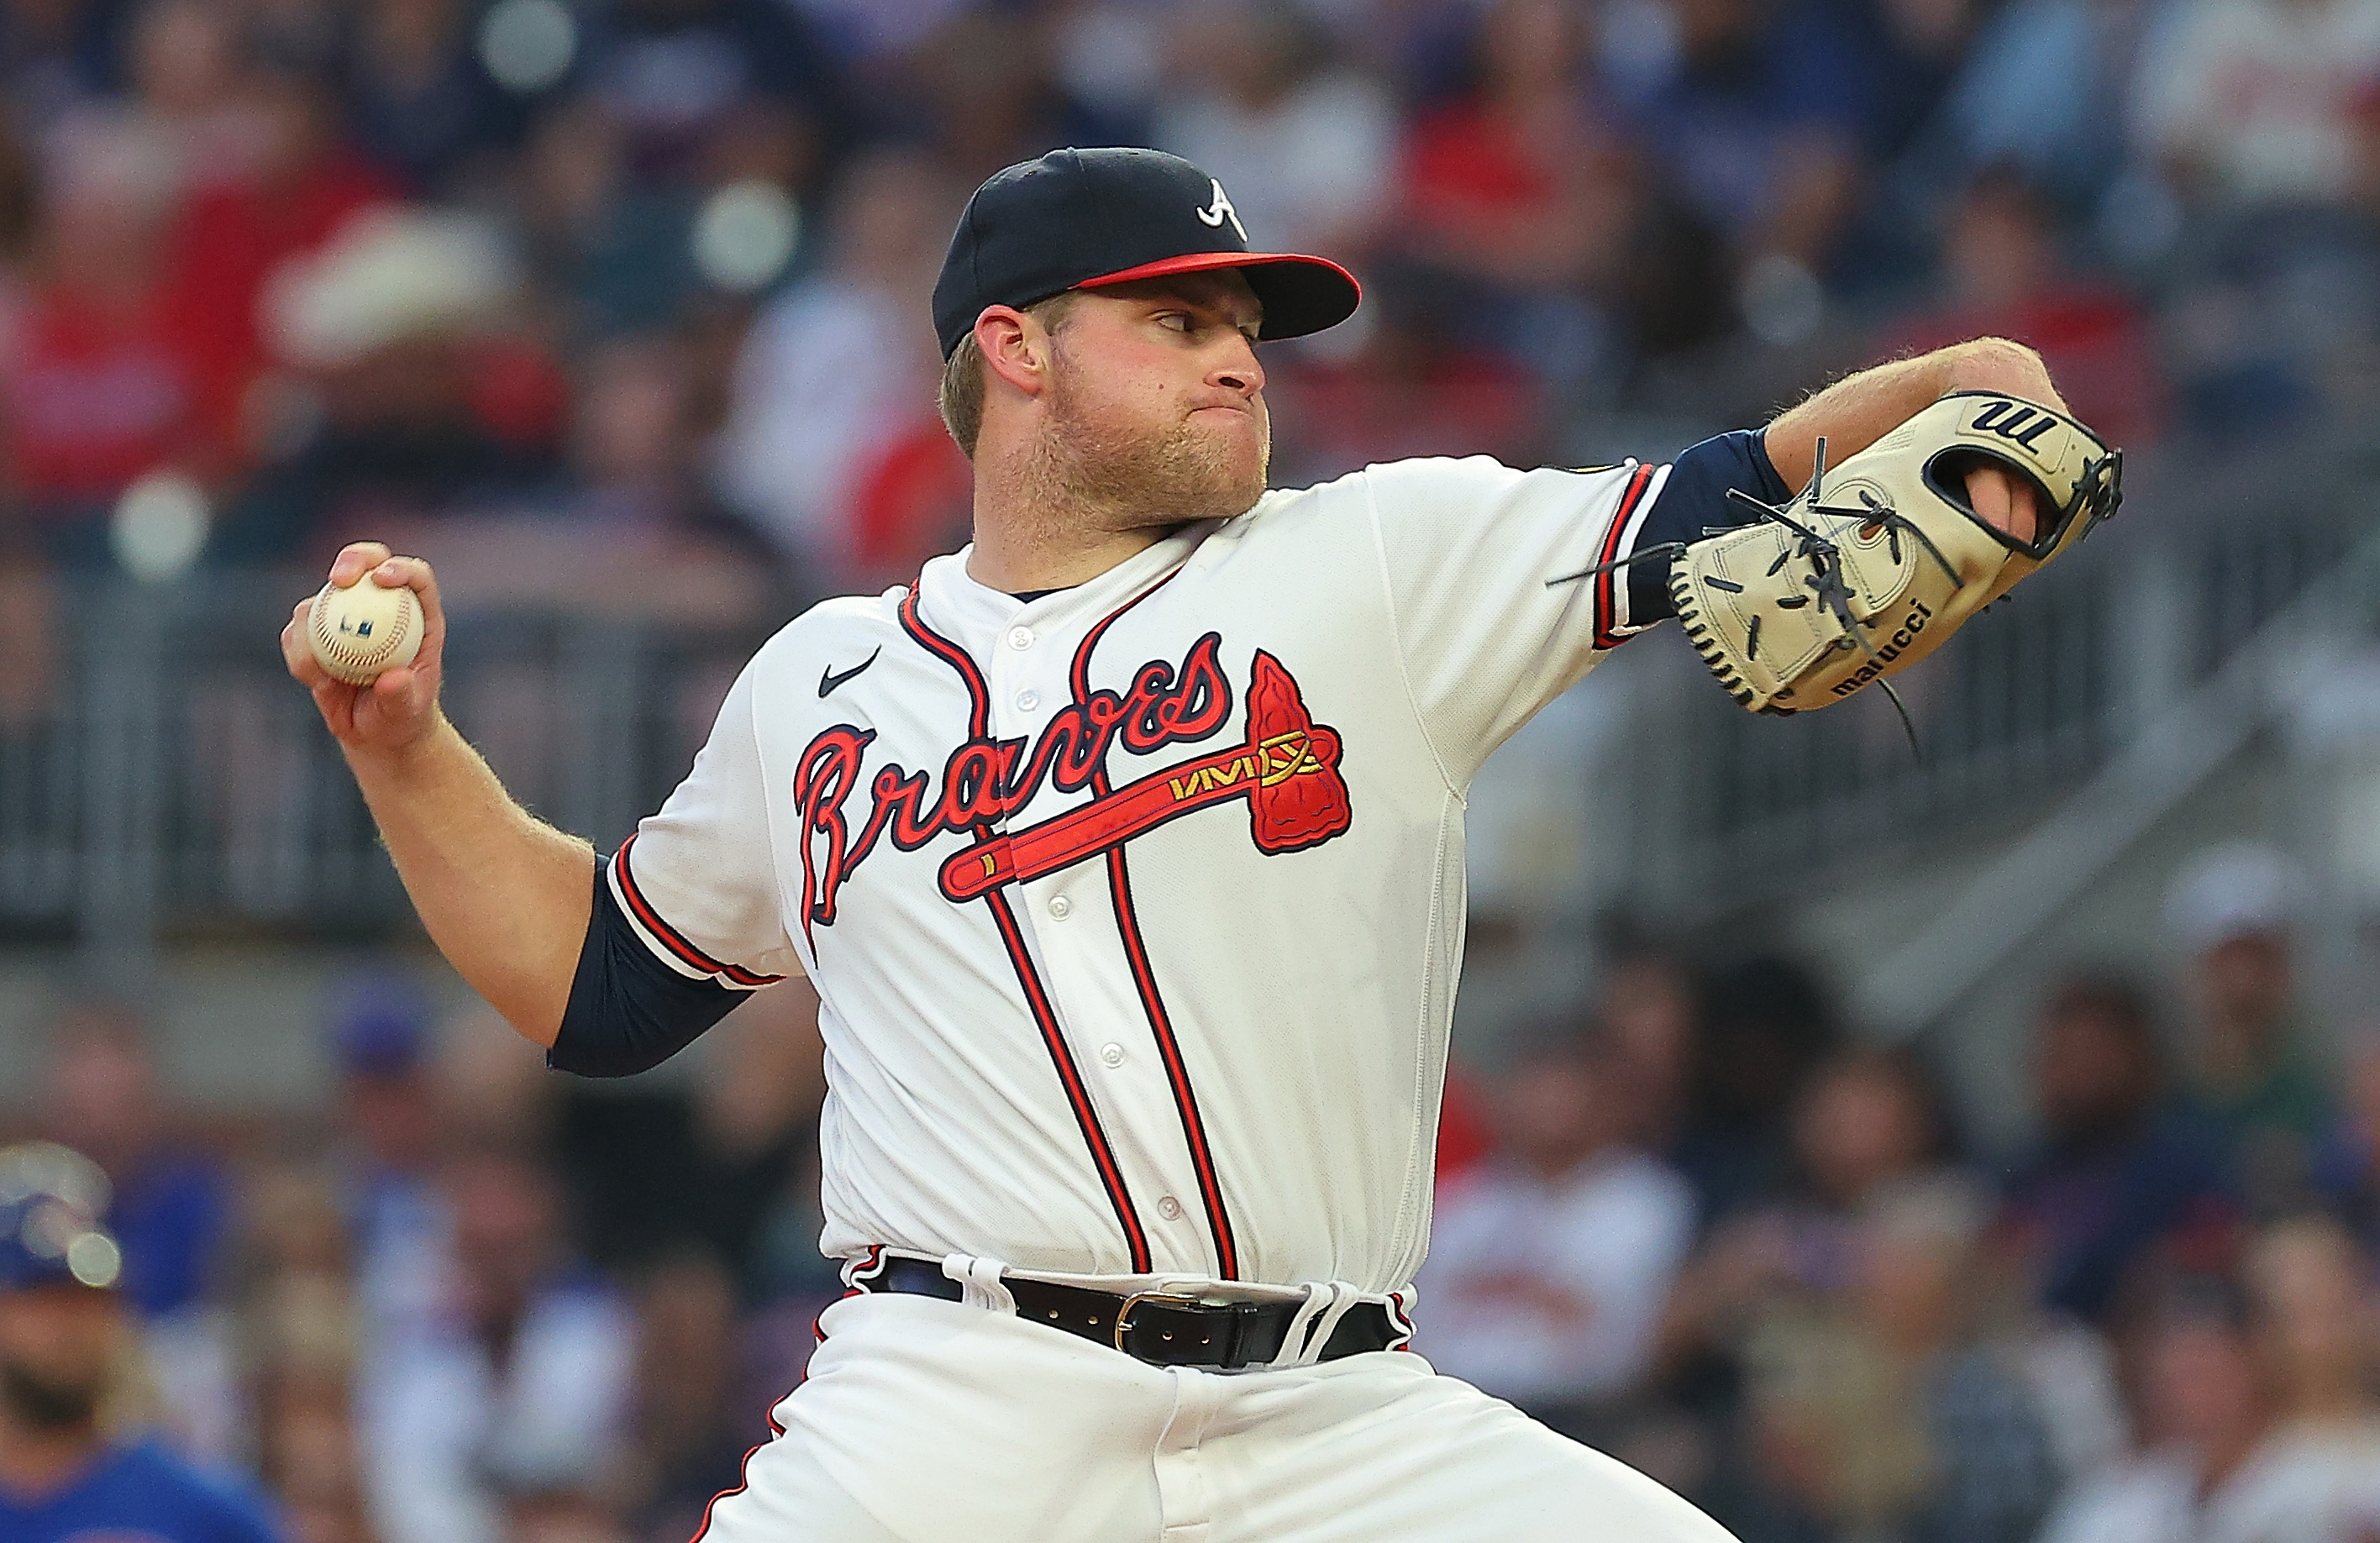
[1073,251,1363,341]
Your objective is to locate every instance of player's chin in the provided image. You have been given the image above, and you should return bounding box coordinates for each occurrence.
[1189,412,1267,477]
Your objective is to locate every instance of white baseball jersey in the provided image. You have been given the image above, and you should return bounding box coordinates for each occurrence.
[611,454,1671,1297]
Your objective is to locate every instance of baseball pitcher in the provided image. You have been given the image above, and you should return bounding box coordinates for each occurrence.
[282,148,2120,1542]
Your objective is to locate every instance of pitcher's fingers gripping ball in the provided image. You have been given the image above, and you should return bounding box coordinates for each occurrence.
[1670,391,2123,713]
[308,574,423,685]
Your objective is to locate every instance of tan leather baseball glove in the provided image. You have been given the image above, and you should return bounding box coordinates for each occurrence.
[1669,391,2122,714]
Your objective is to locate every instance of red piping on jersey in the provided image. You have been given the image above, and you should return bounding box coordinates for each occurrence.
[1590,462,1659,651]
[1072,575,1242,1281]
[899,585,1153,1274]
[615,833,785,986]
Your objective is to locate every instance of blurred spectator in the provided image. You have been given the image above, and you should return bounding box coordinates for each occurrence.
[1660,1045,1961,1392]
[233,1164,372,1543]
[618,1248,749,1543]
[383,332,783,622]
[357,1142,633,1543]
[2244,1216,2380,1432]
[1999,976,2238,1322]
[121,0,259,182]
[1387,0,1639,387]
[1911,0,2163,210]
[341,0,517,193]
[1617,0,1873,288]
[210,206,561,564]
[2,118,213,562]
[712,144,964,588]
[39,1004,226,1325]
[2037,1246,2380,1543]
[891,9,1070,184]
[1149,1,1395,258]
[2166,842,2332,1212]
[1736,1175,2061,1543]
[516,100,696,342]
[2130,0,2380,209]
[323,977,451,1346]
[587,0,839,163]
[0,0,121,128]
[1671,956,1841,1225]
[163,65,400,464]
[1600,947,1700,1153]
[1417,1027,1696,1430]
[1882,166,2163,447]
[0,1144,285,1543]
[2309,1033,2380,1252]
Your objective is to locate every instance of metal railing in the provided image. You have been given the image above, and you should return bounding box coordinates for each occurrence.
[0,575,785,952]
[1,447,2371,965]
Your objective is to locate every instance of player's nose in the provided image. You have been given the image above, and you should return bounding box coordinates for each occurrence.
[1209,333,1264,399]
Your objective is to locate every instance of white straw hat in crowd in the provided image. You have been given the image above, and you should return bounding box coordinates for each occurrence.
[265,207,521,369]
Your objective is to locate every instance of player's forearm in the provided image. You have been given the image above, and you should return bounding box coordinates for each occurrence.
[1763,339,2064,490]
[344,715,594,1047]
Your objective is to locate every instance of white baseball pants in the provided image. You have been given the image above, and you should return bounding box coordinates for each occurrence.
[695,1290,1738,1543]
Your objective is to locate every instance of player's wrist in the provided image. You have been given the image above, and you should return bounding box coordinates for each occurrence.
[339,706,460,780]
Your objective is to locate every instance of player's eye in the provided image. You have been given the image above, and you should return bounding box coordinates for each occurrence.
[1156,312,1194,333]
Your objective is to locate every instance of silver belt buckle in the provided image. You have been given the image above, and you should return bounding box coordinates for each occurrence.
[1111,1288,1206,1351]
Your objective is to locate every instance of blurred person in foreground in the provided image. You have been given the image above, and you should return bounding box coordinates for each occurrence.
[2165,843,2332,1213]
[355,1142,633,1543]
[1417,1027,1697,1435]
[1999,975,2238,1323]
[2036,1234,2380,1543]
[0,1144,284,1543]
[1735,1176,2062,1543]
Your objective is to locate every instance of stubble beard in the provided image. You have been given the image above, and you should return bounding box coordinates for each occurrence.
[1027,355,1270,538]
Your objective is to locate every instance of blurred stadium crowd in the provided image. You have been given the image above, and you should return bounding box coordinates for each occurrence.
[5,841,2380,1543]
[3,0,2380,1539]
[0,0,2373,615]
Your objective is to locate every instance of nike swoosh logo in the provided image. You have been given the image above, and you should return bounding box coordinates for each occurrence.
[818,648,881,698]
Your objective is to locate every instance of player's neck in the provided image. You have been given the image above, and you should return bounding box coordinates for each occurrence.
[963,452,1179,595]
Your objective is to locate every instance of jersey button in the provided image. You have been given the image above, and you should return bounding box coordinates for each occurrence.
[1016,689,1040,711]
[1157,1197,1184,1220]
[1048,895,1072,920]
[1099,1043,1124,1068]
[1006,626,1034,650]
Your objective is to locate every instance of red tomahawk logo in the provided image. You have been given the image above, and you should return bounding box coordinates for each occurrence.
[938,650,1352,901]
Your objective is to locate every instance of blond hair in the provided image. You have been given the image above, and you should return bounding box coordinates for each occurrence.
[937,292,1079,459]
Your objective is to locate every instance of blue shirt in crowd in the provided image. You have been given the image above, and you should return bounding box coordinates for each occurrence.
[0,1439,282,1543]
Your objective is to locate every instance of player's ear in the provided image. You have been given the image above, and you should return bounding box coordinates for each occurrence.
[975,306,1049,398]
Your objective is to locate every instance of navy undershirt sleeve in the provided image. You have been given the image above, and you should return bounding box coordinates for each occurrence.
[549,861,746,1078]
[1625,428,1792,624]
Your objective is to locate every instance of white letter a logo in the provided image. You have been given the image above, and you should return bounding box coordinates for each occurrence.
[1195,179,1248,244]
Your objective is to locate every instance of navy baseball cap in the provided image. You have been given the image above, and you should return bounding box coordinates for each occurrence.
[932,147,1362,359]
[0,1144,122,1293]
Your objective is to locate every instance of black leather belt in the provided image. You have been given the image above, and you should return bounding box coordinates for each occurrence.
[864,1257,1400,1370]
